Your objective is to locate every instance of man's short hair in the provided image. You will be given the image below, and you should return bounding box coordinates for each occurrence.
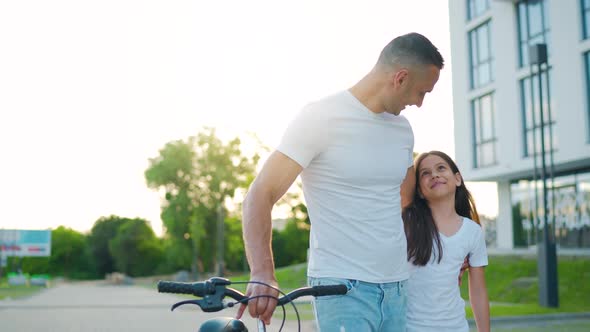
[377,32,444,69]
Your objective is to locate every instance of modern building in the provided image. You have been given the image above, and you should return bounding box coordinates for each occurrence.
[448,0,590,249]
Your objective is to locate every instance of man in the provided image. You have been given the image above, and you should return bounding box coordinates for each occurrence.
[237,32,444,331]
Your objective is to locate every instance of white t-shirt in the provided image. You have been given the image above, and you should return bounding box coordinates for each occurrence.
[406,217,488,332]
[277,90,414,283]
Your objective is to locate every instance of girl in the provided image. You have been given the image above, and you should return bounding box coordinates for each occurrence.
[403,151,490,332]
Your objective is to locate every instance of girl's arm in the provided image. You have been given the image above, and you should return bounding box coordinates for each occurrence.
[468,266,490,332]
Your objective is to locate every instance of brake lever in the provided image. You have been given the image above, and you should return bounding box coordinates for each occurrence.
[171,297,228,312]
[171,299,204,311]
[169,277,237,313]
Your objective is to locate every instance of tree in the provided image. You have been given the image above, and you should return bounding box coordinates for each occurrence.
[272,199,311,267]
[109,218,163,277]
[49,226,92,278]
[87,215,126,277]
[145,127,259,274]
[223,216,247,271]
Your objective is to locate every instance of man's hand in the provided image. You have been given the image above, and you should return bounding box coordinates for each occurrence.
[458,256,470,286]
[236,278,279,325]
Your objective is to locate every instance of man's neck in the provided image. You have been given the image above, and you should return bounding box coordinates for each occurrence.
[349,72,386,114]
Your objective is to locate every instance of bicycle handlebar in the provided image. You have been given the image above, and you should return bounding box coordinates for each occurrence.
[157,277,347,312]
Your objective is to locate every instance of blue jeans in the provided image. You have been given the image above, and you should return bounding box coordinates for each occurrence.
[308,277,407,332]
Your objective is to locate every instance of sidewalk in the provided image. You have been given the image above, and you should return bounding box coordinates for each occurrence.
[469,312,590,331]
[0,281,315,332]
[487,247,590,257]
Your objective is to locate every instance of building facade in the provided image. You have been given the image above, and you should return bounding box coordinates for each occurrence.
[449,0,590,249]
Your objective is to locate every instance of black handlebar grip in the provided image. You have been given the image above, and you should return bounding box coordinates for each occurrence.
[312,284,348,297]
[157,281,206,296]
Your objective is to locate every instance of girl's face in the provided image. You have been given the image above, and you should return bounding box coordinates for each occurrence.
[417,155,462,201]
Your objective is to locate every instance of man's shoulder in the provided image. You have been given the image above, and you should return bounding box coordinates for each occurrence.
[304,90,350,109]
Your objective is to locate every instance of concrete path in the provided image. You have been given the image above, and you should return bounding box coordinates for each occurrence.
[0,281,316,331]
[3,281,588,331]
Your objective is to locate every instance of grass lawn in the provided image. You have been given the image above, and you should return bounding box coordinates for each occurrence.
[486,321,590,332]
[0,281,47,300]
[227,256,590,320]
[461,256,590,317]
[149,255,589,323]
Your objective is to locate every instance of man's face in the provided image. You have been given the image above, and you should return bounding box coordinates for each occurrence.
[387,64,440,115]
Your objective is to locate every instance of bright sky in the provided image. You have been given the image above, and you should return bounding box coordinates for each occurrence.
[0,0,497,236]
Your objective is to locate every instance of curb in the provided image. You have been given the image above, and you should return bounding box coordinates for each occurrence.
[468,312,590,327]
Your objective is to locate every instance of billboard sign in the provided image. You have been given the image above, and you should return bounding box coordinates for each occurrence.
[0,229,51,257]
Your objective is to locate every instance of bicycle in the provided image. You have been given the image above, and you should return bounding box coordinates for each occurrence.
[158,276,348,332]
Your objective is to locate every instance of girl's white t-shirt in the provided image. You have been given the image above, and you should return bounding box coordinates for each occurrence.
[406,217,488,332]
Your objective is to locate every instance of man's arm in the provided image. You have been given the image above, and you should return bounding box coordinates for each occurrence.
[468,267,490,332]
[236,150,303,324]
[400,166,416,209]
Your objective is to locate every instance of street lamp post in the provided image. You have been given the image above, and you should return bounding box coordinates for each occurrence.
[529,43,559,308]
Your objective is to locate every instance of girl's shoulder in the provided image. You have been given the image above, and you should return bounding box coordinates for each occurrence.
[462,217,484,234]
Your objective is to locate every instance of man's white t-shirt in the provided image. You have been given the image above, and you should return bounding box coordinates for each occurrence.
[406,217,488,332]
[277,90,414,283]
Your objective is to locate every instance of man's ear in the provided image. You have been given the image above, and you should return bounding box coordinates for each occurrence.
[392,69,409,88]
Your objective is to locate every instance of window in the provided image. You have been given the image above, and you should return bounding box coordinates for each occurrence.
[467,0,490,21]
[582,0,590,39]
[520,68,557,157]
[471,93,497,168]
[469,21,494,89]
[517,0,551,67]
[511,171,590,248]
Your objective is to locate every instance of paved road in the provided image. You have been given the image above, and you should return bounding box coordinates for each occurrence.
[3,281,589,331]
[0,281,316,332]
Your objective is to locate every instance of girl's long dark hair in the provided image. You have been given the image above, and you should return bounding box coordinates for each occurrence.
[403,151,480,266]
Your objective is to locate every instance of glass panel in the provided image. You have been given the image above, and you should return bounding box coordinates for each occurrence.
[521,78,534,128]
[478,24,489,62]
[468,0,475,20]
[481,142,495,166]
[474,100,481,143]
[469,22,492,88]
[518,3,528,43]
[526,130,535,156]
[470,30,478,88]
[543,125,557,150]
[512,171,590,248]
[585,0,590,38]
[521,42,529,67]
[479,63,491,86]
[528,0,544,36]
[477,0,489,15]
[541,71,551,121]
[578,173,590,230]
[481,94,493,140]
[531,74,542,127]
[468,0,489,20]
[517,0,550,68]
[511,181,539,247]
[542,0,550,34]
